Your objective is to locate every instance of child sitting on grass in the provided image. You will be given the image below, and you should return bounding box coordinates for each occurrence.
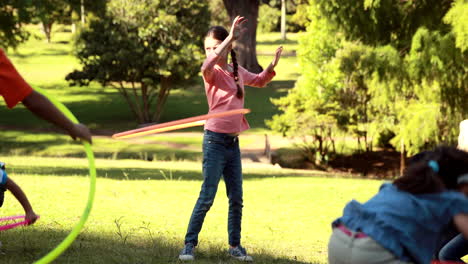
[0,162,38,224]
[328,146,468,264]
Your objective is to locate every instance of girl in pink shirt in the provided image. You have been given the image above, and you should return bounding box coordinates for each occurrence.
[179,16,282,262]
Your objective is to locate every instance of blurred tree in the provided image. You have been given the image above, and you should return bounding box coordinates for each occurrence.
[67,0,106,29]
[0,0,106,48]
[315,0,454,50]
[31,0,70,43]
[258,4,280,33]
[66,0,210,124]
[268,8,345,164]
[209,0,229,28]
[281,0,286,40]
[260,0,310,32]
[223,0,263,73]
[0,0,32,49]
[317,0,467,155]
[269,0,467,167]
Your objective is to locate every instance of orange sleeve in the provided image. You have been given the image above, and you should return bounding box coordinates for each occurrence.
[0,49,33,108]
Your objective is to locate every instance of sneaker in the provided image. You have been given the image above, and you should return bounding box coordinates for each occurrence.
[228,245,253,262]
[179,243,195,261]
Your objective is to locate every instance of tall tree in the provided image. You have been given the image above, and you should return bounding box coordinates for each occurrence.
[280,0,286,40]
[29,0,106,43]
[0,1,32,49]
[222,0,263,73]
[269,0,467,168]
[32,0,69,43]
[67,0,210,124]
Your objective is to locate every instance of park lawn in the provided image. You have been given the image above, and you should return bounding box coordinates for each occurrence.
[0,26,382,264]
[0,130,263,161]
[1,26,299,134]
[0,156,382,264]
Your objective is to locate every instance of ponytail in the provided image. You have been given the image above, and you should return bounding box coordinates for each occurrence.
[394,146,468,194]
[230,49,243,99]
[394,160,445,194]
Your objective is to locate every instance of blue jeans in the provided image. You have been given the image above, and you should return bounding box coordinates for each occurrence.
[438,234,468,263]
[184,130,243,247]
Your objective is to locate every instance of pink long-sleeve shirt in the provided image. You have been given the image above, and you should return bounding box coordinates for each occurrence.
[202,52,276,134]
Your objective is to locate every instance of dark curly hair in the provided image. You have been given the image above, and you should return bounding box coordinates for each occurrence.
[394,146,468,194]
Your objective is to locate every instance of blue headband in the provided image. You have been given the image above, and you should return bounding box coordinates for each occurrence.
[428,160,439,173]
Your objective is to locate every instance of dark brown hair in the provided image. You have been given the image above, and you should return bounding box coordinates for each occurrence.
[394,146,468,194]
[205,26,243,99]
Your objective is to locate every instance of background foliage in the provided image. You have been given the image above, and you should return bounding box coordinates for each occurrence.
[66,0,210,124]
[269,0,467,165]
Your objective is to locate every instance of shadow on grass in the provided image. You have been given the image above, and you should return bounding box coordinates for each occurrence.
[9,164,320,181]
[257,38,298,46]
[265,80,296,89]
[0,227,315,264]
[11,49,70,58]
[0,137,203,161]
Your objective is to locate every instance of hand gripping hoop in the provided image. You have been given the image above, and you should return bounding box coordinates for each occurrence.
[33,87,96,264]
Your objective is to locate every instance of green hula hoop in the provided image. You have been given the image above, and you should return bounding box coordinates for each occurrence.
[32,87,97,264]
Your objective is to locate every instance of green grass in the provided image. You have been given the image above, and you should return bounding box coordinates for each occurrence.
[256,32,304,54]
[0,156,381,264]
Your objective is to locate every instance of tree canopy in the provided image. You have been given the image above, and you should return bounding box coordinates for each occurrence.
[269,0,467,163]
[0,0,107,47]
[66,0,210,124]
[0,0,32,48]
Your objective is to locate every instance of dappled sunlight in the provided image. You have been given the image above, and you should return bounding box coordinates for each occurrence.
[0,163,377,264]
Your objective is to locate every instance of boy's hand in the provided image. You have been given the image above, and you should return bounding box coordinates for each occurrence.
[25,211,39,225]
[69,123,92,144]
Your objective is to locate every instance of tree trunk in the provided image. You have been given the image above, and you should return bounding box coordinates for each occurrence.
[152,77,171,122]
[41,22,53,43]
[223,0,263,73]
[281,0,287,40]
[81,0,86,24]
[400,139,406,176]
[71,23,76,34]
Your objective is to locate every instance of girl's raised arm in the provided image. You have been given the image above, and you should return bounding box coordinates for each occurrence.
[215,16,247,56]
[265,46,283,73]
[201,16,248,75]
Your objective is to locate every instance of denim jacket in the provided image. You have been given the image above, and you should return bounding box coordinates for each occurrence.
[333,183,468,264]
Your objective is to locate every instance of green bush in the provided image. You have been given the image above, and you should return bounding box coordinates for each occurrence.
[258,3,280,33]
[66,0,210,124]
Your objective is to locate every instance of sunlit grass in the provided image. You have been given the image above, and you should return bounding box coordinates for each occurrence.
[256,32,304,54]
[0,156,381,264]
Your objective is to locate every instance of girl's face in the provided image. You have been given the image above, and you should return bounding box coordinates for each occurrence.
[204,36,229,58]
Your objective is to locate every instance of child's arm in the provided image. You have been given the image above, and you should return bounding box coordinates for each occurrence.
[21,90,92,143]
[5,178,38,225]
[454,213,468,238]
[201,16,247,78]
[265,46,283,73]
[241,46,283,87]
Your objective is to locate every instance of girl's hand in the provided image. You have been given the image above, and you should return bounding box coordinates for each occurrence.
[229,16,248,40]
[267,46,283,72]
[271,46,283,68]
